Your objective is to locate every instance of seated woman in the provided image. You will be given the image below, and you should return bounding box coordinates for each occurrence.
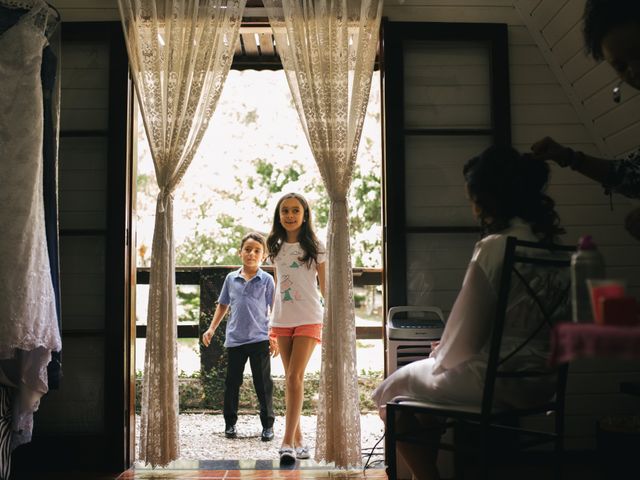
[372,145,569,480]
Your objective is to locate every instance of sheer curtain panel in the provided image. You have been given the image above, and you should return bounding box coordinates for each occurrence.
[117,0,245,466]
[264,0,383,467]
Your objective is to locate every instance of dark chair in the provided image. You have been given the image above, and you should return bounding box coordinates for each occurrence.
[385,236,574,480]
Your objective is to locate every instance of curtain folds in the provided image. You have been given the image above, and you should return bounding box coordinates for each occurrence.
[117,0,245,466]
[263,0,383,467]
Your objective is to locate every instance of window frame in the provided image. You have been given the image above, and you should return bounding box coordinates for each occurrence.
[382,21,512,309]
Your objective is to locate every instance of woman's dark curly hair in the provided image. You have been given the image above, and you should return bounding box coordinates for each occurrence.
[583,0,640,60]
[267,192,322,267]
[463,145,564,243]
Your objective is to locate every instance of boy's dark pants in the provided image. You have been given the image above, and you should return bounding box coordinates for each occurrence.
[224,340,274,429]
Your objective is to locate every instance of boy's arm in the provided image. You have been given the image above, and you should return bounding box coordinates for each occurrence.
[202,303,229,347]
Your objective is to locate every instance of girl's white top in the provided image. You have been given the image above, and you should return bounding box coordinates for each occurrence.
[271,241,326,327]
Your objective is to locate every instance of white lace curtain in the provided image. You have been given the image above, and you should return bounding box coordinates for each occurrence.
[117,0,245,466]
[264,0,383,467]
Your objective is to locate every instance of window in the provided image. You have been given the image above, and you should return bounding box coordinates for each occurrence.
[383,22,511,314]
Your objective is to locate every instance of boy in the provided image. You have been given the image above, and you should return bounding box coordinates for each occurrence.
[202,232,277,441]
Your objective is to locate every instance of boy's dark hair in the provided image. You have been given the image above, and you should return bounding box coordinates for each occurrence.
[463,145,564,243]
[240,231,267,252]
[267,192,321,267]
[583,0,640,60]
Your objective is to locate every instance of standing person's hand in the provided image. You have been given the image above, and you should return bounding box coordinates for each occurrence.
[269,336,279,357]
[530,136,574,167]
[202,327,216,347]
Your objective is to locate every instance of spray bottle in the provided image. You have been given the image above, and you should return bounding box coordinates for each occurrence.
[571,235,605,323]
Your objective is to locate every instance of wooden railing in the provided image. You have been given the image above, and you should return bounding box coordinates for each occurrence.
[135,266,383,340]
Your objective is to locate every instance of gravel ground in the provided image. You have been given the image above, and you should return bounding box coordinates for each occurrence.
[135,413,385,463]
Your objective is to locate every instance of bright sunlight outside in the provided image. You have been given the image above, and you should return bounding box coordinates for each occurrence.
[135,69,383,379]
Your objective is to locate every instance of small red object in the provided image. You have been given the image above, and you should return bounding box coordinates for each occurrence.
[600,297,639,326]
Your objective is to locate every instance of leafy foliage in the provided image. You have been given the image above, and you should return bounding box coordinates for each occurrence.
[134,370,384,414]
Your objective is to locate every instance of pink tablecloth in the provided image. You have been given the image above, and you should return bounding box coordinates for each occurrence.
[550,323,640,365]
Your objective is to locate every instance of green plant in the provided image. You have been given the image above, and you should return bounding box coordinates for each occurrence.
[134,370,385,414]
[354,293,366,307]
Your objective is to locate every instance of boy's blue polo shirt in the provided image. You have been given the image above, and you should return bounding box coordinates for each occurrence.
[218,268,275,348]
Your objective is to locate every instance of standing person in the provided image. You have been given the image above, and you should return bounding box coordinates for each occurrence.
[202,232,277,442]
[267,192,326,465]
[530,0,640,200]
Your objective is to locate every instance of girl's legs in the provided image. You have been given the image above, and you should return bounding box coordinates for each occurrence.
[277,335,317,447]
[276,336,302,445]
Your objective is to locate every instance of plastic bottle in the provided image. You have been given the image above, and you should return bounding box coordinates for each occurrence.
[571,235,605,323]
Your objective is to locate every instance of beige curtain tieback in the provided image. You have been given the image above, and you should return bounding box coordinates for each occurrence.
[157,187,173,213]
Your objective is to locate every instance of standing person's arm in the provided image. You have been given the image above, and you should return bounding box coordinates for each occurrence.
[317,261,326,298]
[202,303,229,347]
[532,136,640,199]
[266,274,279,357]
[530,136,612,183]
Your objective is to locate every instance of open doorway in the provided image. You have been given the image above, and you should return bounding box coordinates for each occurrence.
[132,66,385,464]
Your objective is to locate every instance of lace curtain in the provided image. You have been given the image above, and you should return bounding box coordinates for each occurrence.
[264,0,383,467]
[117,0,245,466]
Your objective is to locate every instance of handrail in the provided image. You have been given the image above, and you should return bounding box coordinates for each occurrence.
[135,265,384,340]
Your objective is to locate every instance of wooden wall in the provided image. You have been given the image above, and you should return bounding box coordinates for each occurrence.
[35,40,110,434]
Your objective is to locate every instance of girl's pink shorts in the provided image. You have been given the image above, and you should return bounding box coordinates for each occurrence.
[269,324,322,343]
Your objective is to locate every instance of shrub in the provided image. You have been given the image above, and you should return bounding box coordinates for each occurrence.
[135,370,384,414]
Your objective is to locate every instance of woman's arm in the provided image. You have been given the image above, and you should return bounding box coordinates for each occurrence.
[435,260,497,371]
[530,136,612,183]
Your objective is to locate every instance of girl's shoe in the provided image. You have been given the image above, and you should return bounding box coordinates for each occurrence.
[295,445,310,459]
[279,446,296,465]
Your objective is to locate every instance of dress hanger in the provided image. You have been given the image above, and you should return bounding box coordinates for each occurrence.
[0,1,60,21]
[44,1,60,37]
[0,1,61,37]
[0,1,34,9]
[45,1,60,24]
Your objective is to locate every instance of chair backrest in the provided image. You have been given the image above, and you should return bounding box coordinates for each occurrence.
[481,236,574,418]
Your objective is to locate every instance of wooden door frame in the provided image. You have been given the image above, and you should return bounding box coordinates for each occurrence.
[12,21,134,474]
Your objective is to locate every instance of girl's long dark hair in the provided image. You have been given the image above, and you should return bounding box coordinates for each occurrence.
[463,145,564,243]
[267,192,321,266]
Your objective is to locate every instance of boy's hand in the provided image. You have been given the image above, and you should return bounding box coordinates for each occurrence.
[202,327,216,347]
[269,337,279,357]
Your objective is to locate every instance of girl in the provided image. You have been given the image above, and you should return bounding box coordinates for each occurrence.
[372,145,567,479]
[267,193,326,465]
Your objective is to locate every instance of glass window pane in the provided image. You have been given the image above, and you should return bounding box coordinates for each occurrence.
[405,135,492,227]
[404,41,492,129]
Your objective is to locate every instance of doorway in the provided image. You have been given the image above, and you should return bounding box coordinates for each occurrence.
[132,66,385,463]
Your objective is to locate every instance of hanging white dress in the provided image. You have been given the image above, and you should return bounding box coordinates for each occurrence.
[373,219,569,410]
[0,0,61,448]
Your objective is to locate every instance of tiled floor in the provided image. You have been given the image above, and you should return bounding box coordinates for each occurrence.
[11,462,608,480]
[9,465,386,480]
[118,460,387,479]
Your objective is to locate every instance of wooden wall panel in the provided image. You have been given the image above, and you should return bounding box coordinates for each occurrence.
[35,338,105,433]
[516,0,640,161]
[59,137,108,229]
